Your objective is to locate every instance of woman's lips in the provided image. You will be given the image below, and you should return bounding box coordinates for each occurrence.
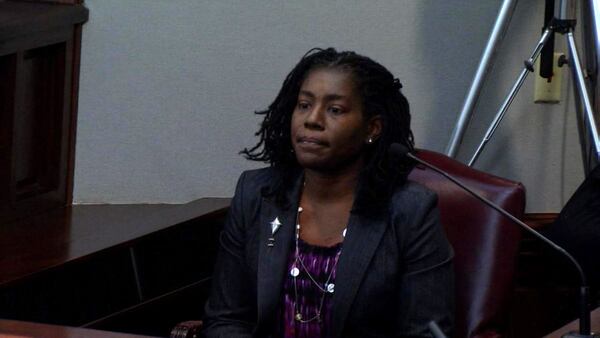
[297,136,327,145]
[296,136,328,151]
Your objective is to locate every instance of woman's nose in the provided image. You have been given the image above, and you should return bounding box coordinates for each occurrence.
[304,104,324,130]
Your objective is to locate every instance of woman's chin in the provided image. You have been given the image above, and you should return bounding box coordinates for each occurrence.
[296,159,353,176]
[296,158,326,171]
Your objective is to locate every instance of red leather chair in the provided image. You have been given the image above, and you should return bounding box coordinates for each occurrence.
[408,149,525,338]
[172,149,526,338]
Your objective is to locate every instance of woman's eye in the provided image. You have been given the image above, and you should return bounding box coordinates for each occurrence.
[328,106,343,114]
[297,102,310,110]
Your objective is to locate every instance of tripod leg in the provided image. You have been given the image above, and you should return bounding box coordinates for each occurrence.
[446,0,518,158]
[569,65,593,175]
[566,31,600,172]
[468,28,554,167]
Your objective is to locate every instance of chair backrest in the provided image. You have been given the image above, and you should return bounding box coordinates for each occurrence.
[408,149,525,338]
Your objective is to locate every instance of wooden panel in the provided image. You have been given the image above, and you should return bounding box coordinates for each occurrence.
[14,42,66,200]
[0,199,229,335]
[25,0,83,4]
[0,247,140,325]
[0,1,88,222]
[65,23,82,204]
[0,2,88,44]
[85,279,213,337]
[507,213,600,338]
[0,198,230,287]
[544,307,600,337]
[0,53,16,203]
[0,25,72,57]
[0,319,158,338]
[0,40,71,223]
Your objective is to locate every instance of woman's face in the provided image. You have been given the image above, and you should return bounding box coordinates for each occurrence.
[290,67,381,174]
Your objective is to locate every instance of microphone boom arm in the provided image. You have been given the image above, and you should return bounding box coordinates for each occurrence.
[406,152,593,336]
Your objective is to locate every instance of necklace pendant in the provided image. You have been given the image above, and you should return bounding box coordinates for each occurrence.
[326,283,335,293]
[290,267,300,277]
[295,313,303,321]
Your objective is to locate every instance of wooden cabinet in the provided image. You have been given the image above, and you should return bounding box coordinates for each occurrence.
[0,1,88,224]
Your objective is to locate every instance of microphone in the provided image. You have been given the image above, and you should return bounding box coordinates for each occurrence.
[390,143,596,337]
[428,321,448,338]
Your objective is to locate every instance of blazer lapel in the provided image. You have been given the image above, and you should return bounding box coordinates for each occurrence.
[330,211,388,338]
[256,174,303,330]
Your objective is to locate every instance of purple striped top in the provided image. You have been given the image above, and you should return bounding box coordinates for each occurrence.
[274,239,342,338]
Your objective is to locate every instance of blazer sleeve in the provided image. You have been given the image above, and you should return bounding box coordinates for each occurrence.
[202,172,255,338]
[396,191,454,337]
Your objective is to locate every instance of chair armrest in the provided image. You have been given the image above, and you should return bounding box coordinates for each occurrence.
[170,320,203,338]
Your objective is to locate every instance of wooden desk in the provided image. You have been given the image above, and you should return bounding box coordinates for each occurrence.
[544,308,600,337]
[0,319,157,338]
[0,198,230,336]
[0,198,229,287]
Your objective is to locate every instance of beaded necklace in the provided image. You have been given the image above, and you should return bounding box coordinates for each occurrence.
[290,206,345,323]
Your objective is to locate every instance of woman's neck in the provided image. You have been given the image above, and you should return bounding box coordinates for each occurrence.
[303,166,361,204]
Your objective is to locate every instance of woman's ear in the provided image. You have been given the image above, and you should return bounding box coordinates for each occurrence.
[366,115,382,143]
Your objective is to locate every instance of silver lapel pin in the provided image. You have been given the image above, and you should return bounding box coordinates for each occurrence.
[267,217,282,247]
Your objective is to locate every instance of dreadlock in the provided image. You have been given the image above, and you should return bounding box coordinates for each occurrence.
[241,48,415,212]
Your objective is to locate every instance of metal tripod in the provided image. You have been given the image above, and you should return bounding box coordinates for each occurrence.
[446,0,600,175]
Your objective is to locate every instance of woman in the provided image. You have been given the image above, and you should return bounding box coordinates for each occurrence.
[203,48,453,338]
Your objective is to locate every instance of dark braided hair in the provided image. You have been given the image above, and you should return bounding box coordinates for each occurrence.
[241,48,415,212]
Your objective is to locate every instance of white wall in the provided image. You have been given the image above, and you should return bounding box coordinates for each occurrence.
[74,0,584,212]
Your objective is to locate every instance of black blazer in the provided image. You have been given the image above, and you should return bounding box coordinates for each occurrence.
[203,168,453,338]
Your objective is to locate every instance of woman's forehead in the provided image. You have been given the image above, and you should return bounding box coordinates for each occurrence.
[300,68,358,96]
